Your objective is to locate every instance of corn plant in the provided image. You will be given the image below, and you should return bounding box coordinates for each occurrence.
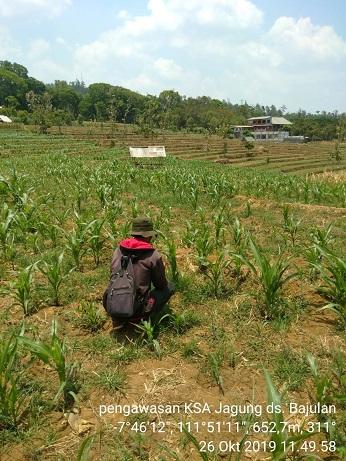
[206,350,224,394]
[306,354,333,410]
[189,184,199,210]
[12,263,37,316]
[213,208,226,246]
[264,369,315,460]
[118,219,131,239]
[243,200,252,217]
[0,328,29,430]
[64,216,94,270]
[282,205,301,245]
[105,200,123,236]
[304,244,323,280]
[240,238,297,319]
[313,248,346,329]
[0,204,15,255]
[131,200,139,218]
[96,183,112,209]
[38,221,61,248]
[135,316,168,359]
[77,434,95,461]
[229,218,247,280]
[194,227,213,270]
[204,252,230,298]
[310,223,334,248]
[39,252,74,306]
[21,320,80,409]
[74,181,88,213]
[52,207,70,226]
[88,218,105,266]
[163,237,180,284]
[182,220,198,248]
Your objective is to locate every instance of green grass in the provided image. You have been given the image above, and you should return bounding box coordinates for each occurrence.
[274,347,310,391]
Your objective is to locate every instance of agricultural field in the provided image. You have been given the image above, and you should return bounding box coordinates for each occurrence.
[48,124,346,176]
[0,127,346,461]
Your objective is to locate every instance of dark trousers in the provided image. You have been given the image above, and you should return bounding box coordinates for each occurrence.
[149,282,175,314]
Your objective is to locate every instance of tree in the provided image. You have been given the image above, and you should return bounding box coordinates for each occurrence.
[26,91,53,134]
[48,82,81,117]
[0,69,28,106]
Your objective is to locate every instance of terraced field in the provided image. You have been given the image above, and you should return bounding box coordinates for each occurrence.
[46,124,346,175]
[0,127,345,460]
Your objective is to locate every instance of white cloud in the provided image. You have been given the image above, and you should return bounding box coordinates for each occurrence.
[0,26,21,58]
[117,10,129,20]
[74,0,263,89]
[0,0,71,18]
[28,38,50,58]
[153,58,182,79]
[268,16,346,61]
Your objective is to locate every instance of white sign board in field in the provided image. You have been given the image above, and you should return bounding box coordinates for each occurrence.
[129,146,166,158]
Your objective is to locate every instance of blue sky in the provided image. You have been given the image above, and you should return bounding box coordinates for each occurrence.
[1,0,346,112]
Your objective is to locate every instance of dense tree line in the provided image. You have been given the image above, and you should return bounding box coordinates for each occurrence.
[0,60,344,140]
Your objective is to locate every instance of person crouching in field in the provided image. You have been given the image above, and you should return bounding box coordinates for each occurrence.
[103,216,175,330]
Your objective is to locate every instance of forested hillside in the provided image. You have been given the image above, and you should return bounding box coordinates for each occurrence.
[0,60,344,140]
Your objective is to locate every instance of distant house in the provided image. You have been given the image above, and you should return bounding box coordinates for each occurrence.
[0,115,12,123]
[247,116,292,141]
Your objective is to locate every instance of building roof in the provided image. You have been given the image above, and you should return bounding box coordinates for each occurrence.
[0,115,12,123]
[271,117,292,125]
[247,116,292,125]
[248,116,271,120]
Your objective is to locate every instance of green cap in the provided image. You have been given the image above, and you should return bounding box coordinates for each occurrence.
[131,216,156,237]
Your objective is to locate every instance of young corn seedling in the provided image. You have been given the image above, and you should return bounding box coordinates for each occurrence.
[304,244,323,281]
[12,263,37,316]
[182,220,198,248]
[240,238,297,319]
[88,218,105,266]
[118,219,131,239]
[204,252,230,298]
[39,252,74,306]
[38,221,61,248]
[230,218,247,280]
[131,200,139,218]
[65,228,85,271]
[310,223,334,248]
[0,204,15,257]
[0,328,29,430]
[264,369,315,460]
[189,184,199,210]
[21,320,80,409]
[195,227,214,270]
[313,247,346,329]
[96,183,111,209]
[206,349,224,394]
[213,208,226,246]
[64,215,94,270]
[244,200,252,217]
[76,434,95,461]
[306,353,333,410]
[163,236,180,285]
[282,205,301,245]
[135,316,168,359]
